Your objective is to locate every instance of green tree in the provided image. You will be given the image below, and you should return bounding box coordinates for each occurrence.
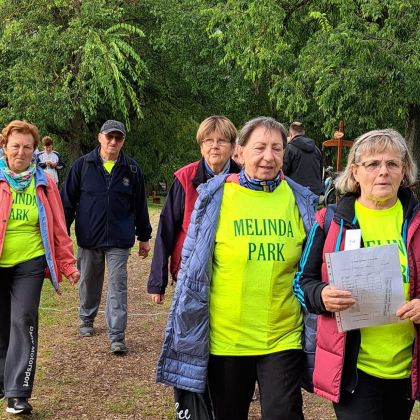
[206,0,420,154]
[121,0,274,187]
[141,0,274,124]
[0,0,147,160]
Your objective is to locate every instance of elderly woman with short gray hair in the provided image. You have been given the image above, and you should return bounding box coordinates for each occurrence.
[157,116,318,420]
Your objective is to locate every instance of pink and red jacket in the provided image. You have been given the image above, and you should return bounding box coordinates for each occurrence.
[0,167,77,292]
[294,190,420,402]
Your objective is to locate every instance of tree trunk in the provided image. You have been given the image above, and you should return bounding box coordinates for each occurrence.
[405,104,420,198]
[55,111,85,179]
[67,110,84,162]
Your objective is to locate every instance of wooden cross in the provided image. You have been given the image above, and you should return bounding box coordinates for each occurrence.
[322,120,353,171]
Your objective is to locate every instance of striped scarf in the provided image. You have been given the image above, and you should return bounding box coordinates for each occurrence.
[239,169,281,192]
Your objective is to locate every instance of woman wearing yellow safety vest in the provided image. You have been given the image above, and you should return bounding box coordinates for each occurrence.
[157,116,318,420]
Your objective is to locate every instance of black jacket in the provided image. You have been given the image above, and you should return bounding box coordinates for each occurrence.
[61,147,152,249]
[283,135,323,195]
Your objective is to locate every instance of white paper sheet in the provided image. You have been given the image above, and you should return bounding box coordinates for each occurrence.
[325,244,406,332]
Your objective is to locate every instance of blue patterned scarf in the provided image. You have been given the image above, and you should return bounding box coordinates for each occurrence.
[204,159,231,178]
[0,156,36,191]
[239,169,282,192]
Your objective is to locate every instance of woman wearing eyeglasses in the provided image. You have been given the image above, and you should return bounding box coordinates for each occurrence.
[147,115,240,304]
[294,129,420,419]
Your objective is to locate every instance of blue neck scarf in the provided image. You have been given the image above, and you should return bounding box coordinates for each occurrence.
[204,159,231,178]
[0,157,36,191]
[239,169,282,192]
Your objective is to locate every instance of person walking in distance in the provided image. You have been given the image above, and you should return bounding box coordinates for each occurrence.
[36,136,65,185]
[61,120,152,355]
[283,121,323,196]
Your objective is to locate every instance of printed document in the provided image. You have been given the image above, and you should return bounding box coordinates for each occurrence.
[325,244,405,332]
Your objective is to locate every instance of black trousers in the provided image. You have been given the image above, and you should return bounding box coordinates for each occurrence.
[333,369,415,420]
[208,349,304,420]
[0,256,45,398]
[174,387,213,420]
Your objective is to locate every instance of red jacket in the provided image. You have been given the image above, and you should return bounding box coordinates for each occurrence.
[0,168,77,292]
[296,190,420,402]
[148,158,241,295]
[170,161,200,278]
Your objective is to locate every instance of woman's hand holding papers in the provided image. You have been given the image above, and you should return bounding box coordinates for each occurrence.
[396,299,420,324]
[321,285,356,312]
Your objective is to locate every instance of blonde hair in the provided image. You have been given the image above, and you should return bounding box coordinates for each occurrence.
[196,115,237,145]
[335,129,417,193]
[2,120,40,149]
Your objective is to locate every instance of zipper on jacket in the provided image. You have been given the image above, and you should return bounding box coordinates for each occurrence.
[350,368,359,394]
[105,164,115,247]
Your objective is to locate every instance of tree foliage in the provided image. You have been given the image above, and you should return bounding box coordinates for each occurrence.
[0,0,147,158]
[206,0,420,142]
[1,0,419,188]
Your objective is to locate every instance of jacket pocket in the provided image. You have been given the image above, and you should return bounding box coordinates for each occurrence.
[172,286,208,357]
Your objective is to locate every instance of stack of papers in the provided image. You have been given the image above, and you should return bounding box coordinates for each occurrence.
[325,244,405,332]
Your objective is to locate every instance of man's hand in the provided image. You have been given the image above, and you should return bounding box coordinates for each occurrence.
[138,240,151,259]
[68,271,80,286]
[396,299,420,323]
[151,294,165,304]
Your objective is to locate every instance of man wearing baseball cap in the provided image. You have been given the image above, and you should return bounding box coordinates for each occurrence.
[61,120,152,354]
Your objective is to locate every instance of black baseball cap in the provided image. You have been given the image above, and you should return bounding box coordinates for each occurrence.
[100,120,126,137]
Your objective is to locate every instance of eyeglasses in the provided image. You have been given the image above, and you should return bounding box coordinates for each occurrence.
[200,138,232,147]
[356,159,403,173]
[102,133,125,142]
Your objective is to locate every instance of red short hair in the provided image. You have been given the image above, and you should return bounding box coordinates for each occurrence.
[1,120,40,149]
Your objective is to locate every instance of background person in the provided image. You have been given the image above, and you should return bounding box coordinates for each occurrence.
[157,116,318,419]
[36,136,65,184]
[61,120,152,355]
[294,129,420,419]
[0,120,79,415]
[283,121,323,196]
[147,115,240,304]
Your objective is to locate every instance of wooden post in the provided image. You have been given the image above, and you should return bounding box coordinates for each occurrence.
[322,120,353,171]
[152,191,160,204]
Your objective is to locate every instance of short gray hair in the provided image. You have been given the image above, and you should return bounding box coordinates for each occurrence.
[238,117,288,149]
[335,128,417,194]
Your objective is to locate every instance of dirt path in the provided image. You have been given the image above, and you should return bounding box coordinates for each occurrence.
[0,207,336,419]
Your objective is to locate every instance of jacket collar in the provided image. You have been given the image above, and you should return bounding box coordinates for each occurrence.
[192,157,241,187]
[335,188,419,227]
[86,146,128,166]
[35,166,48,187]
